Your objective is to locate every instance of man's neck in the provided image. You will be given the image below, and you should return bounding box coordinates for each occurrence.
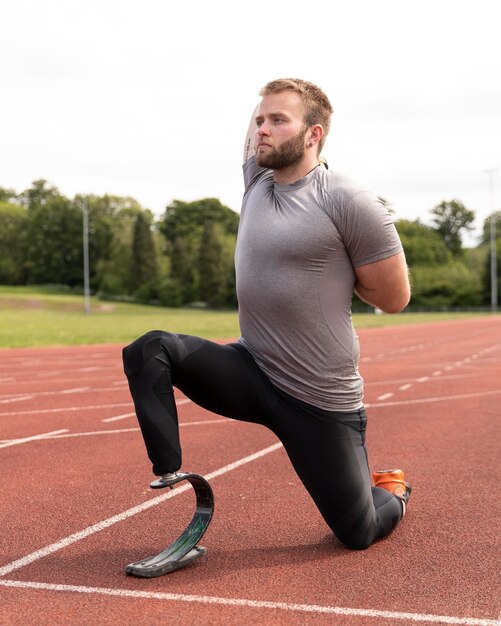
[272,155,321,185]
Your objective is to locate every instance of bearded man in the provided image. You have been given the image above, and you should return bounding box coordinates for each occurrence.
[123,78,411,552]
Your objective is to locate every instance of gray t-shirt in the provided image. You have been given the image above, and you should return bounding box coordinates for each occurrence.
[235,157,403,411]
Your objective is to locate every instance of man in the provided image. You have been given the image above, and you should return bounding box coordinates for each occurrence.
[123,78,411,550]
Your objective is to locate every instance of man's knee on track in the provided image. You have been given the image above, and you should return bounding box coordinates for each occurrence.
[332,514,400,550]
[122,330,177,376]
[337,534,372,551]
[330,523,375,551]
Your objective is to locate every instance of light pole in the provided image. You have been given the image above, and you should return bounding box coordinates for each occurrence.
[483,169,498,312]
[82,197,91,316]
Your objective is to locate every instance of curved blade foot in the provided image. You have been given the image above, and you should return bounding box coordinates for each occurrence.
[126,545,206,578]
[126,472,214,579]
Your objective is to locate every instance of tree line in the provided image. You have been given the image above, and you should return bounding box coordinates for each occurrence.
[0,180,499,309]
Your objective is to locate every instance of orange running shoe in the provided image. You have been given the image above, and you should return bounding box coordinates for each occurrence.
[372,469,412,515]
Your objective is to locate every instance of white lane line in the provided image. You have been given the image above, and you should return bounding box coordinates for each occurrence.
[0,442,283,577]
[102,412,136,423]
[52,428,141,439]
[432,371,442,377]
[376,392,394,401]
[0,377,15,383]
[0,419,231,445]
[0,402,133,417]
[45,420,229,439]
[0,428,139,443]
[366,373,477,388]
[0,395,34,404]
[0,580,497,626]
[0,386,122,401]
[32,369,120,380]
[102,399,191,423]
[3,385,498,419]
[399,384,412,391]
[366,389,501,408]
[0,429,69,449]
[180,418,231,427]
[0,397,190,419]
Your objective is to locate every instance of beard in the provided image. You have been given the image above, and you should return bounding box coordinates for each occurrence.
[255,127,307,170]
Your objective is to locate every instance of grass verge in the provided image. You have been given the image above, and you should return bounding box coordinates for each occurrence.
[0,286,495,348]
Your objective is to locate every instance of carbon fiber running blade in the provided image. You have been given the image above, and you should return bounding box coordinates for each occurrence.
[125,472,214,578]
[126,546,206,578]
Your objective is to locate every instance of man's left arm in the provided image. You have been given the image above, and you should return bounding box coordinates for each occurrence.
[354,251,410,313]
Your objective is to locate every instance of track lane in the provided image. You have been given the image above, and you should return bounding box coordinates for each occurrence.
[1,317,500,625]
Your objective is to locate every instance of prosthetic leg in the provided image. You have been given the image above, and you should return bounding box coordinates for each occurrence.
[126,472,214,578]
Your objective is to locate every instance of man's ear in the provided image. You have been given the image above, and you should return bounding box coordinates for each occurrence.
[308,124,324,148]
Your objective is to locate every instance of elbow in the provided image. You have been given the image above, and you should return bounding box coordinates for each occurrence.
[380,289,411,314]
[381,303,407,314]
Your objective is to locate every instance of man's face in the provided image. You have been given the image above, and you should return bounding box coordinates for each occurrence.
[255,91,308,170]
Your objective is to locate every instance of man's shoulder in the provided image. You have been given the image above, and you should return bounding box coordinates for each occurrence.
[314,166,368,198]
[243,156,273,190]
[312,167,375,214]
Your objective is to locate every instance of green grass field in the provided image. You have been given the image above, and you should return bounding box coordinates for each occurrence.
[0,286,494,348]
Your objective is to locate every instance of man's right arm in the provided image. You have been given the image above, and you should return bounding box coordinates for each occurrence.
[354,252,411,314]
[243,105,259,164]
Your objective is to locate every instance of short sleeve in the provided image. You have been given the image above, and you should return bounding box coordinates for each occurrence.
[340,191,403,267]
[243,156,271,194]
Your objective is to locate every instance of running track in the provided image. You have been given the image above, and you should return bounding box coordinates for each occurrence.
[1,317,500,625]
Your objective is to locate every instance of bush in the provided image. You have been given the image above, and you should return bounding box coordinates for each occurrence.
[409,263,482,307]
[98,272,128,296]
[156,278,184,307]
[134,281,159,305]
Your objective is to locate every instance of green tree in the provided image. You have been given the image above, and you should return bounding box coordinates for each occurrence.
[199,222,225,307]
[160,198,239,243]
[410,262,482,308]
[481,239,501,305]
[169,236,198,304]
[94,199,143,296]
[130,211,158,293]
[396,219,452,266]
[219,232,238,307]
[430,200,475,256]
[24,196,83,285]
[75,195,113,291]
[83,194,146,293]
[480,210,501,245]
[159,198,239,306]
[464,244,491,306]
[0,201,28,284]
[0,187,18,203]
[20,179,60,210]
[479,211,500,305]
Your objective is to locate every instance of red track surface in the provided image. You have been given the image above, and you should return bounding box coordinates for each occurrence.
[1,317,500,625]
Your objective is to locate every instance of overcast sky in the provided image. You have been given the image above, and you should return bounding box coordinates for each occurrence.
[1,0,500,246]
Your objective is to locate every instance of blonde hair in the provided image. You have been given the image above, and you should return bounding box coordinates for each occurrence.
[259,78,333,152]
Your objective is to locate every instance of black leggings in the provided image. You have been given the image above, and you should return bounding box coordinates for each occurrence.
[122,330,403,550]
